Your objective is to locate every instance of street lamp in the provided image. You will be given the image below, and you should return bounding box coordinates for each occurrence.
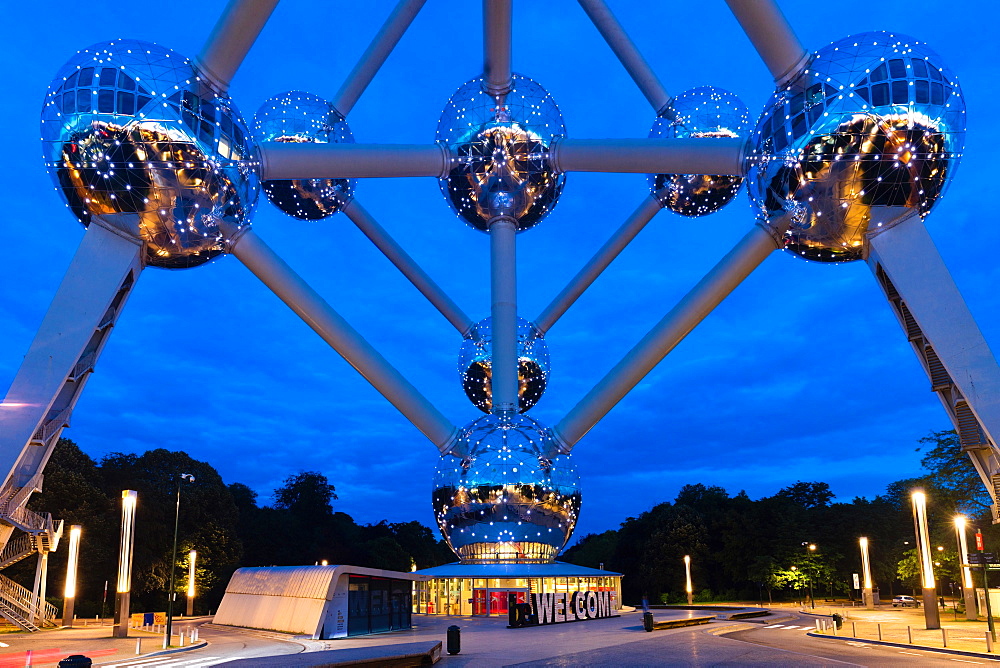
[910,490,941,630]
[61,525,82,627]
[955,515,978,621]
[859,537,874,609]
[802,542,816,609]
[166,473,195,644]
[684,555,693,605]
[187,550,196,617]
[114,490,138,638]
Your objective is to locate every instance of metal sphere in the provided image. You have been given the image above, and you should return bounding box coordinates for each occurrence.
[433,414,581,564]
[458,317,550,414]
[746,32,966,263]
[254,91,355,220]
[40,40,259,269]
[436,74,566,233]
[648,86,750,216]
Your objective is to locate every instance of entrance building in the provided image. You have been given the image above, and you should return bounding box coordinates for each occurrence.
[413,562,622,617]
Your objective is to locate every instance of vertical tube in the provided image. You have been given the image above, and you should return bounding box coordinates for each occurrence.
[332,0,427,116]
[722,0,809,85]
[911,491,941,629]
[536,194,661,334]
[489,218,518,414]
[62,525,82,627]
[115,491,137,638]
[483,0,512,97]
[576,0,671,114]
[187,550,196,617]
[859,537,874,610]
[684,555,693,606]
[30,552,46,624]
[956,516,979,620]
[196,0,280,92]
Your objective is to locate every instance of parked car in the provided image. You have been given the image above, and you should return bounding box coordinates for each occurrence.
[892,595,919,607]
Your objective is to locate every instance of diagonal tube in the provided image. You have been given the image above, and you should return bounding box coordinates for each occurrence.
[536,193,662,335]
[225,225,458,452]
[551,138,746,175]
[490,218,519,414]
[332,0,427,117]
[551,215,792,452]
[196,0,280,92]
[577,0,671,115]
[340,198,473,334]
[723,0,809,85]
[483,0,513,97]
[260,142,448,180]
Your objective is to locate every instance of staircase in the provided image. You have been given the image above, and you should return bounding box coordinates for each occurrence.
[0,573,58,630]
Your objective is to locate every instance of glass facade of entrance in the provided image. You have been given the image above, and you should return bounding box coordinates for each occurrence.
[414,575,621,616]
[347,574,412,635]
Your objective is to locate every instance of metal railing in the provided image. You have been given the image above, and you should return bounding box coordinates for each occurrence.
[0,573,57,622]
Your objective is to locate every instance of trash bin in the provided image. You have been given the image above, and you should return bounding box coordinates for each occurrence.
[447,624,461,655]
[830,613,843,630]
[57,656,93,668]
[642,611,654,632]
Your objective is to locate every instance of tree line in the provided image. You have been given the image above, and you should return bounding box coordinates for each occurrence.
[17,439,453,616]
[563,431,998,605]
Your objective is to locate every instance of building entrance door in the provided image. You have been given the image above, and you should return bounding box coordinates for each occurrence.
[472,588,526,616]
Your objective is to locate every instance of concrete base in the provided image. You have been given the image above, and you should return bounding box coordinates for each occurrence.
[922,588,941,629]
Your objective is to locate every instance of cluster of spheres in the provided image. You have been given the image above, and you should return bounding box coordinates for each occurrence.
[458,317,550,414]
[648,86,750,216]
[436,74,566,232]
[40,40,260,269]
[254,91,355,220]
[432,414,581,564]
[747,32,966,262]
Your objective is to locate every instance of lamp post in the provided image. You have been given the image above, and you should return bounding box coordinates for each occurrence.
[802,542,816,609]
[165,473,195,644]
[859,537,874,609]
[187,550,196,617]
[61,525,82,627]
[910,491,941,629]
[955,515,978,621]
[684,555,693,605]
[114,491,138,638]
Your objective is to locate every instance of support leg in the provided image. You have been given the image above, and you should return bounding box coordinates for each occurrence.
[196,0,280,92]
[489,218,518,414]
[483,0,512,97]
[868,218,1000,520]
[723,0,809,85]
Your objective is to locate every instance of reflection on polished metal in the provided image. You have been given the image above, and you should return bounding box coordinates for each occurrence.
[747,32,966,262]
[433,414,580,564]
[649,87,750,217]
[437,74,566,232]
[459,317,550,414]
[255,91,354,220]
[40,40,260,269]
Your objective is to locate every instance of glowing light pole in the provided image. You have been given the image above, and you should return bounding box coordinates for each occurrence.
[114,491,137,638]
[684,555,693,605]
[802,542,816,609]
[61,525,82,627]
[910,491,941,629]
[186,550,196,617]
[859,537,874,610]
[166,473,195,644]
[954,516,978,621]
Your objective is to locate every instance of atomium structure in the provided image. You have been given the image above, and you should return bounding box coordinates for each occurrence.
[0,0,994,622]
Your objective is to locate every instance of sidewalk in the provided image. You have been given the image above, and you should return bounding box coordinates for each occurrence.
[803,603,1000,658]
[0,620,206,667]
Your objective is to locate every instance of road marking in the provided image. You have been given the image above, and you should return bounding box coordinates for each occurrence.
[899,651,922,656]
[763,624,785,628]
[948,660,983,664]
[845,641,871,647]
[0,642,8,648]
[104,657,220,668]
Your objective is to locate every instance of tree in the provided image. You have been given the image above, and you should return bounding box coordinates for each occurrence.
[916,430,992,517]
[274,471,337,523]
[774,482,834,509]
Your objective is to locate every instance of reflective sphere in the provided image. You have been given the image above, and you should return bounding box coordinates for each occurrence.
[254,91,355,220]
[437,74,566,232]
[40,40,259,269]
[747,32,966,262]
[648,86,750,216]
[459,317,550,414]
[433,414,581,564]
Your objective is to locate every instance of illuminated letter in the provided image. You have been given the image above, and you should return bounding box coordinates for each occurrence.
[587,591,598,618]
[574,591,586,619]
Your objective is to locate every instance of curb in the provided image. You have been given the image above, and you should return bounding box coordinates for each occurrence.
[134,640,209,660]
[807,631,1000,661]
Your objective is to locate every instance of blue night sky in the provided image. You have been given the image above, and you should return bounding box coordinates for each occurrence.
[2,1,998,544]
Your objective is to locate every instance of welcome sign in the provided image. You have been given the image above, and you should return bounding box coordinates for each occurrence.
[508,590,616,627]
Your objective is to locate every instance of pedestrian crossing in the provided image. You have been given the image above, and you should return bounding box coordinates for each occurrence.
[761,624,813,630]
[101,654,224,668]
